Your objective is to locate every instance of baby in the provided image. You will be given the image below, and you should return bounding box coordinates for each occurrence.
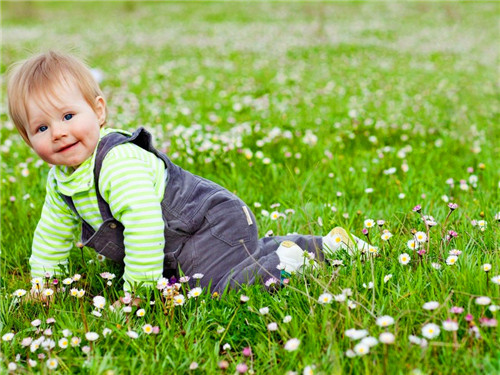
[7,51,370,294]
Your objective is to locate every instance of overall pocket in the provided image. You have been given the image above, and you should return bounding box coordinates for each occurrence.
[205,199,253,247]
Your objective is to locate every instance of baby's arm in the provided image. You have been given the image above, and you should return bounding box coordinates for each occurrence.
[100,146,165,292]
[30,172,80,278]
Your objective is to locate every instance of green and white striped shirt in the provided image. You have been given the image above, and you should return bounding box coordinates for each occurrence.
[30,128,167,291]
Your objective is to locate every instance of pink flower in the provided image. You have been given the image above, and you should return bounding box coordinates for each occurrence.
[413,205,422,213]
[479,318,497,327]
[417,250,426,256]
[236,363,248,373]
[242,347,252,357]
[448,203,458,211]
[465,314,474,322]
[450,306,464,314]
[362,228,369,235]
[152,326,160,334]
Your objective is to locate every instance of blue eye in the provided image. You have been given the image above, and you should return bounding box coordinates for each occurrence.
[64,114,73,121]
[38,125,48,133]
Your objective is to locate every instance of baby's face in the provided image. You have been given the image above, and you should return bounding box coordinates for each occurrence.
[26,80,105,169]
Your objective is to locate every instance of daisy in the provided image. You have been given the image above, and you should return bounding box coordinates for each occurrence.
[267,322,278,331]
[414,231,427,243]
[70,337,81,347]
[42,289,54,297]
[58,337,69,348]
[270,211,280,220]
[384,274,393,283]
[189,362,199,370]
[491,275,500,285]
[379,332,395,344]
[446,255,458,265]
[142,324,153,334]
[449,249,462,256]
[259,307,270,315]
[240,295,250,303]
[381,232,393,241]
[21,337,33,347]
[442,320,459,331]
[283,315,292,323]
[70,288,78,297]
[399,253,411,265]
[334,294,346,302]
[407,240,419,250]
[368,246,378,255]
[12,289,27,297]
[174,295,186,306]
[422,301,439,310]
[364,219,375,228]
[347,300,357,309]
[483,264,492,272]
[2,332,14,341]
[353,342,370,356]
[127,330,139,339]
[284,338,300,351]
[475,296,491,305]
[72,274,81,281]
[62,278,73,285]
[345,329,368,340]
[28,359,37,367]
[376,315,395,327]
[188,287,202,299]
[93,296,106,309]
[136,309,146,317]
[360,336,378,347]
[31,319,42,327]
[46,358,58,370]
[103,328,112,337]
[192,273,204,279]
[421,323,440,339]
[85,332,99,341]
[318,293,333,304]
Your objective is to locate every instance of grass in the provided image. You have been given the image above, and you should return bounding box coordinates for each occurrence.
[1,1,499,374]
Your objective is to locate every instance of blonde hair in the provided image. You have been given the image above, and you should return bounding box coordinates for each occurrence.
[7,51,107,145]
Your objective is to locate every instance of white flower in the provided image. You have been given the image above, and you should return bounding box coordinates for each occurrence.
[70,337,81,347]
[31,319,42,327]
[489,305,499,312]
[303,365,316,375]
[240,295,250,303]
[62,278,73,285]
[492,275,500,285]
[379,332,395,344]
[318,293,333,304]
[267,322,278,331]
[12,289,27,297]
[62,329,72,337]
[222,343,231,351]
[2,332,14,341]
[345,349,356,358]
[189,362,199,370]
[284,338,300,351]
[43,289,54,297]
[342,288,353,296]
[414,231,427,243]
[345,329,368,340]
[192,273,204,279]
[259,307,270,315]
[431,262,442,270]
[363,282,374,289]
[399,253,411,265]
[46,358,58,369]
[174,294,186,306]
[381,232,393,241]
[28,359,37,367]
[21,337,33,347]
[347,300,357,309]
[360,336,378,347]
[475,296,491,305]
[8,363,17,371]
[72,274,81,281]
[423,301,440,310]
[421,323,440,339]
[142,324,153,334]
[442,320,459,331]
[353,342,370,356]
[283,315,292,323]
[364,219,375,228]
[85,332,99,341]
[376,315,395,327]
[384,274,392,283]
[93,296,106,310]
[127,330,138,339]
[483,264,492,272]
[446,255,458,265]
[409,335,422,345]
[58,337,69,348]
[188,287,202,299]
[136,309,146,317]
[334,294,346,302]
[103,328,112,337]
[407,240,419,250]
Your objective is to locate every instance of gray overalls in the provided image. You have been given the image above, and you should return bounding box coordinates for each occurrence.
[61,128,323,292]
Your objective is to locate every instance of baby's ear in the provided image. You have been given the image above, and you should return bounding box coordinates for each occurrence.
[95,96,106,126]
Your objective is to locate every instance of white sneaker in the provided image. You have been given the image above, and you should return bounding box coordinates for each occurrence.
[275,240,306,274]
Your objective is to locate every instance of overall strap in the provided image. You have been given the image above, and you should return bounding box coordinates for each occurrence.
[59,127,157,223]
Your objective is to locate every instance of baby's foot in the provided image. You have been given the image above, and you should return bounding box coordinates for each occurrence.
[276,240,307,274]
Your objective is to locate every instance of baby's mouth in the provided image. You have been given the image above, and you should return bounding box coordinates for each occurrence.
[58,142,79,152]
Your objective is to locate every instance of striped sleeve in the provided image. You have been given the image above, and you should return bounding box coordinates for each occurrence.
[100,145,165,292]
[30,170,79,278]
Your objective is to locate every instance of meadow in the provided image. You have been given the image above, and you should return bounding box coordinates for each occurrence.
[1,1,499,374]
